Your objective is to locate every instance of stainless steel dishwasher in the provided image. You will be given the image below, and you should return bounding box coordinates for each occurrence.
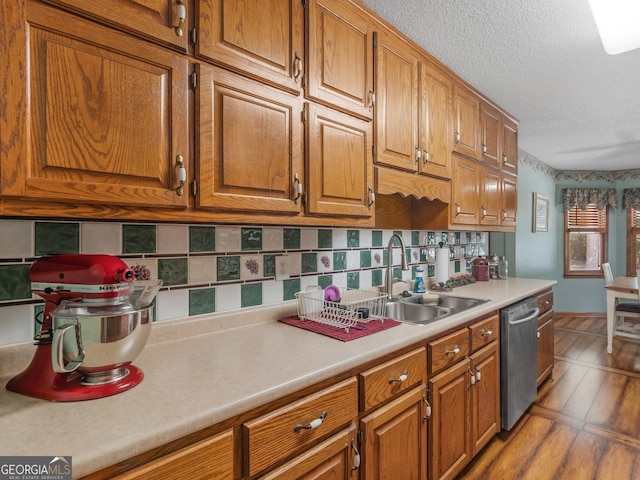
[500,296,540,430]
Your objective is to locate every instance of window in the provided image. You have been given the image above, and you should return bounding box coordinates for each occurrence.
[564,203,608,277]
[627,208,640,276]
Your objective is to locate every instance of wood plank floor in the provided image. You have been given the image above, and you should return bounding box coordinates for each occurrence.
[458,314,640,479]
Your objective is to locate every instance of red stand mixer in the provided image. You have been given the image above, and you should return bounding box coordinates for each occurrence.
[6,254,155,401]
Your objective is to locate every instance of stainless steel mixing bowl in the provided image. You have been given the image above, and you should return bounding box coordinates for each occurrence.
[50,301,152,383]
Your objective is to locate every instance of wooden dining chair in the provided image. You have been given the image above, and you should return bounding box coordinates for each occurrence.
[614,272,640,339]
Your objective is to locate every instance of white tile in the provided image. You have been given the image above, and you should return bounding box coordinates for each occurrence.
[331,272,347,289]
[0,220,33,258]
[300,276,321,292]
[317,252,332,273]
[359,269,372,289]
[300,228,317,249]
[80,222,121,255]
[189,256,217,284]
[287,252,302,276]
[0,305,34,345]
[262,279,283,304]
[216,284,241,311]
[346,250,360,270]
[156,289,189,321]
[359,229,372,248]
[333,228,348,249]
[157,224,189,254]
[240,255,264,280]
[216,227,241,253]
[371,249,384,268]
[262,227,283,251]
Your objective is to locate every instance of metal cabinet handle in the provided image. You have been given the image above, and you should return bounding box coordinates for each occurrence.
[503,153,508,164]
[455,131,460,143]
[174,0,186,37]
[423,150,429,165]
[480,329,493,337]
[294,411,327,433]
[367,90,375,111]
[468,367,476,386]
[423,396,432,419]
[388,370,409,384]
[368,185,375,210]
[502,210,507,220]
[482,144,487,154]
[293,173,302,204]
[445,346,460,356]
[350,439,361,472]
[415,147,421,164]
[293,52,303,83]
[176,155,186,196]
[475,367,482,381]
[455,203,461,216]
[481,206,487,218]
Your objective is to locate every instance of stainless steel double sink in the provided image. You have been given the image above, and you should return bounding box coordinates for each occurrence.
[385,294,489,325]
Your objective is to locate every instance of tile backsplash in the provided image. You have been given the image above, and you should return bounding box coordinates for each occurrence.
[0,219,488,347]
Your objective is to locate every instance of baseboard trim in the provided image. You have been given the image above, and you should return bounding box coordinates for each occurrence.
[554,311,605,318]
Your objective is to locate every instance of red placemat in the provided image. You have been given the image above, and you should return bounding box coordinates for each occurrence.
[278,315,401,342]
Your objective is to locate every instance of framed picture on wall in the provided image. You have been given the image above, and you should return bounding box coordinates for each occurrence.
[532,193,549,233]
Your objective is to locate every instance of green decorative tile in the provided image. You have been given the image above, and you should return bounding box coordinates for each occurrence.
[372,230,383,247]
[189,226,215,252]
[392,266,402,282]
[241,283,262,308]
[412,266,418,278]
[347,230,360,248]
[264,255,276,277]
[122,224,156,254]
[405,248,411,264]
[455,260,461,273]
[347,272,359,289]
[318,275,333,289]
[333,251,347,270]
[189,288,215,316]
[0,264,31,301]
[371,269,383,287]
[283,278,301,301]
[411,231,420,246]
[217,256,240,282]
[35,222,79,256]
[242,228,262,251]
[428,264,435,277]
[301,253,317,273]
[454,232,461,244]
[283,228,300,250]
[158,258,188,286]
[420,248,428,262]
[318,229,333,249]
[360,250,371,268]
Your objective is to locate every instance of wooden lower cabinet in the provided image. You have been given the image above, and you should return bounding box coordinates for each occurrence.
[469,342,500,456]
[537,309,555,385]
[360,385,428,480]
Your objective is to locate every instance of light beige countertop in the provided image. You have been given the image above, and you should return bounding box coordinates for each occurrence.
[0,278,556,478]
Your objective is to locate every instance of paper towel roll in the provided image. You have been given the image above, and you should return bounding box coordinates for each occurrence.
[435,247,449,285]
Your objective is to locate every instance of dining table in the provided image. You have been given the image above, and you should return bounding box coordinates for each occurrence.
[605,276,639,354]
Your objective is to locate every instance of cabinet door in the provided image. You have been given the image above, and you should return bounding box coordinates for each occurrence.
[479,166,500,226]
[361,385,427,480]
[428,359,472,480]
[305,103,373,218]
[479,102,501,168]
[196,0,304,94]
[197,65,304,214]
[537,309,554,386]
[419,61,452,179]
[374,30,419,171]
[451,155,480,226]
[452,84,480,160]
[260,424,358,480]
[501,173,518,227]
[13,2,189,208]
[501,116,518,175]
[307,0,374,119]
[469,342,500,457]
[42,0,189,52]
[111,430,233,480]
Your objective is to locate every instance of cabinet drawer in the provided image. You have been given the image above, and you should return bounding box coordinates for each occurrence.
[243,377,358,477]
[360,347,426,411]
[428,328,470,375]
[469,314,499,352]
[538,290,553,314]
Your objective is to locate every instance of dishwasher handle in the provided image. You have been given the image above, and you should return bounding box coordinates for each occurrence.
[507,308,540,326]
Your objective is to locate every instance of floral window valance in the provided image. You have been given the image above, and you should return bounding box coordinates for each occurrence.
[562,188,617,211]
[623,188,640,210]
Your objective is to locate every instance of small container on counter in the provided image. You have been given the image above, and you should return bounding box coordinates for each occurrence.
[471,257,489,282]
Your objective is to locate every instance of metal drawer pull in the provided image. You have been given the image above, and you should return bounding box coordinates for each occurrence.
[293,173,302,204]
[174,0,186,37]
[294,411,327,433]
[423,396,432,419]
[350,439,360,472]
[475,367,482,381]
[468,367,476,386]
[388,371,408,384]
[368,185,375,209]
[480,329,493,337]
[176,155,186,196]
[445,346,460,356]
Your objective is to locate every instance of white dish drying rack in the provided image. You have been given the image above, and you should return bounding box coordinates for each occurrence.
[295,288,387,332]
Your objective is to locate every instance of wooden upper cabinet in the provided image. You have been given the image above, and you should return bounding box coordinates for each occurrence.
[451,155,480,226]
[43,0,190,52]
[374,31,420,172]
[306,0,374,119]
[196,65,303,215]
[196,0,305,94]
[9,2,189,208]
[502,116,518,175]
[480,102,501,168]
[305,103,374,219]
[452,83,481,160]
[419,60,452,179]
[501,173,517,227]
[479,166,501,226]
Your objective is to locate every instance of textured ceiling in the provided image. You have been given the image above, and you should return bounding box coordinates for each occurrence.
[361,0,640,171]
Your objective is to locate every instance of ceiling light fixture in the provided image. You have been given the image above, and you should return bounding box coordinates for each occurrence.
[587,0,640,54]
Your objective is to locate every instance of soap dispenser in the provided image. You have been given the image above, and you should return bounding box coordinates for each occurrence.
[414,268,426,294]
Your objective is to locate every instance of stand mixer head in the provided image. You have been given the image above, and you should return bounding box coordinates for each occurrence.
[6,254,155,401]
